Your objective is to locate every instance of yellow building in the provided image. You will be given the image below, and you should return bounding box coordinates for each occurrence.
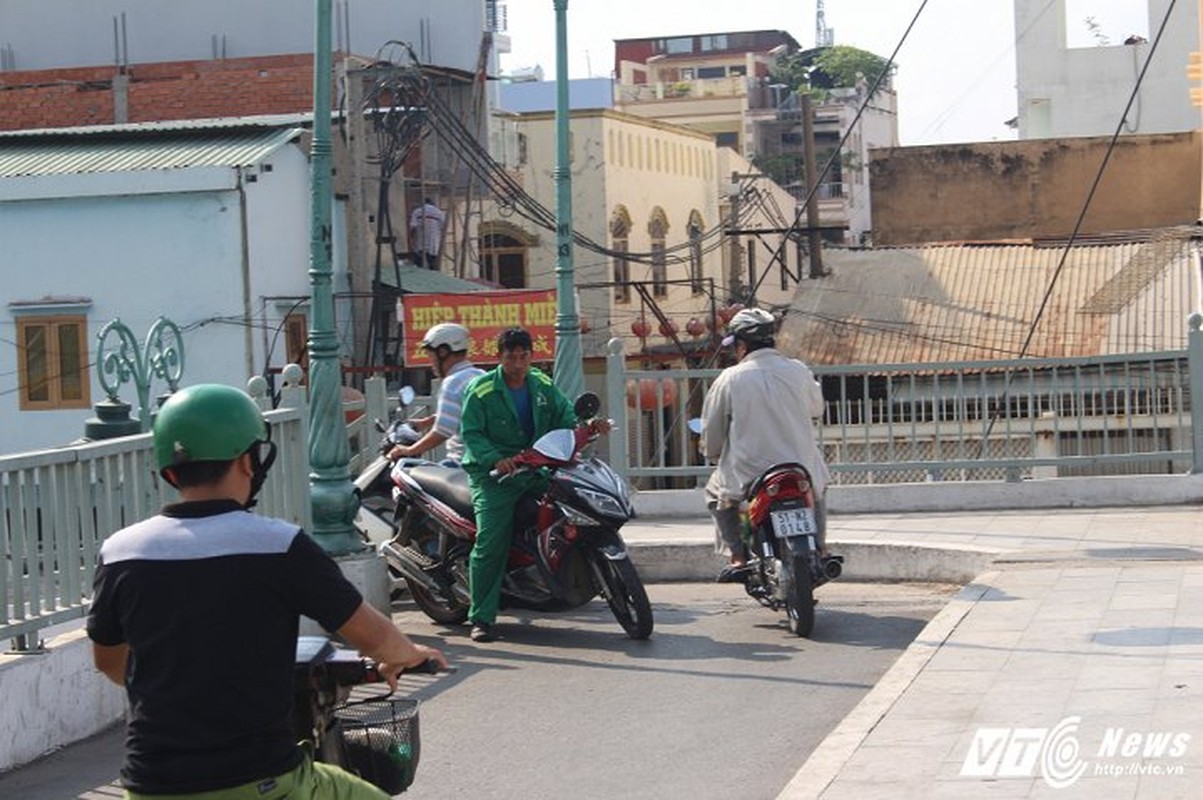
[483,107,805,370]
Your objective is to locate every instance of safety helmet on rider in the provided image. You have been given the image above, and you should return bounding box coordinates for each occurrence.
[153,385,276,504]
[721,307,777,347]
[420,322,470,354]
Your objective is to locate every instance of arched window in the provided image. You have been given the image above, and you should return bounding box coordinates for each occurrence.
[479,222,537,289]
[611,206,632,303]
[648,207,669,298]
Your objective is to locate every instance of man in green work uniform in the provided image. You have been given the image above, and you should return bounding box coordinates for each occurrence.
[459,327,578,643]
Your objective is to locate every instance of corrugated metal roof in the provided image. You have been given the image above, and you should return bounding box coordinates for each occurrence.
[0,114,312,139]
[780,233,1201,365]
[0,126,303,178]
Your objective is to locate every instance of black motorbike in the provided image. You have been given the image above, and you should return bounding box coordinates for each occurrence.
[293,636,439,794]
[365,392,654,639]
[354,387,423,596]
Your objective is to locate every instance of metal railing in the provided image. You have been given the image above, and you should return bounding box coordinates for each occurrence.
[1,373,431,650]
[605,335,1200,489]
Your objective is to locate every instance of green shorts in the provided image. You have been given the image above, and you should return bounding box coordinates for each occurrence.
[123,747,389,800]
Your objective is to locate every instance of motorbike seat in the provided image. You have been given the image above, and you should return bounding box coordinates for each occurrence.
[407,465,475,517]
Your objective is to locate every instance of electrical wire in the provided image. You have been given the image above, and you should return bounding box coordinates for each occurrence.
[746,0,931,306]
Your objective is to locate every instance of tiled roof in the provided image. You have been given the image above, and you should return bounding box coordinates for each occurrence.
[780,232,1200,365]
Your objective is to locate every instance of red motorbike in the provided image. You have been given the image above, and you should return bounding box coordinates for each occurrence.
[741,463,843,637]
[373,392,653,640]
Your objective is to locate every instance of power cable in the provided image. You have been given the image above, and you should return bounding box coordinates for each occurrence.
[745,0,931,304]
[970,0,1180,455]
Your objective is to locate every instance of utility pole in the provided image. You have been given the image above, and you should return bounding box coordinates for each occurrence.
[727,178,743,300]
[551,0,584,400]
[801,94,826,279]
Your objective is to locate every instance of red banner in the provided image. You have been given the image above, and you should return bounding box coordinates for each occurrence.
[397,289,557,366]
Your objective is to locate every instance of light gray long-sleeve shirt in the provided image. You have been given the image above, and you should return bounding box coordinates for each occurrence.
[701,347,829,503]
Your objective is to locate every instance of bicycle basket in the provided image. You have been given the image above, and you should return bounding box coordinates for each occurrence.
[334,697,421,794]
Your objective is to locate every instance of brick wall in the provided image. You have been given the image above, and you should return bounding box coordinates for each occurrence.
[0,54,320,130]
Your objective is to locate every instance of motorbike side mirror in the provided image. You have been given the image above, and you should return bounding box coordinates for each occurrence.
[374,418,387,433]
[398,385,416,407]
[574,392,601,420]
[687,418,703,435]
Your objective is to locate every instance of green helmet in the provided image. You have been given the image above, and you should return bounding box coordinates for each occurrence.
[154,384,268,471]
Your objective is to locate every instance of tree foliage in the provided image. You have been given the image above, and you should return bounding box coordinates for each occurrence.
[771,45,892,98]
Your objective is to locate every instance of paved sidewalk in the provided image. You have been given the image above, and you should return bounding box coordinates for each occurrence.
[625,507,1203,799]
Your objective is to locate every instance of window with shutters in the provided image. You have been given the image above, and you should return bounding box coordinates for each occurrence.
[17,315,91,410]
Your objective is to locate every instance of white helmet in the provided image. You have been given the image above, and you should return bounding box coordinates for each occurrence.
[722,308,777,347]
[420,323,470,353]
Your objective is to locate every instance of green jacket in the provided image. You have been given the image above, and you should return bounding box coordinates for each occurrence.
[460,366,577,480]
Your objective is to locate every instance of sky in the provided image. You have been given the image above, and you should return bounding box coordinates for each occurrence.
[500,0,1152,146]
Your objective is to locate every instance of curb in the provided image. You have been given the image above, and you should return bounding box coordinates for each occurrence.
[628,537,998,585]
[774,576,996,799]
[623,531,1001,800]
[631,475,1203,516]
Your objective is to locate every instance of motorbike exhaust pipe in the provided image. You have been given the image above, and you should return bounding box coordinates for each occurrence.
[380,542,455,599]
[822,556,843,581]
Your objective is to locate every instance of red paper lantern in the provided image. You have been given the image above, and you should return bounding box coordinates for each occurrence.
[686,317,706,337]
[718,301,745,324]
[631,317,651,338]
[625,378,679,411]
[659,319,679,338]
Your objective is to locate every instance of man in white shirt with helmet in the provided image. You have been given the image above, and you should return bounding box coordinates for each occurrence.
[700,307,830,581]
[389,323,484,466]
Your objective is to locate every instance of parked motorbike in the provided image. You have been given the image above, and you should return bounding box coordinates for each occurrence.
[378,392,654,639]
[355,386,422,557]
[293,635,439,794]
[687,419,843,637]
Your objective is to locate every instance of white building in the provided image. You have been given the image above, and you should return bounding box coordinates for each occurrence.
[0,118,347,454]
[1015,0,1198,138]
[0,0,505,76]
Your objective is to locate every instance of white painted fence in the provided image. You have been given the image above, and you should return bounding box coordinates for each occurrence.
[0,372,430,650]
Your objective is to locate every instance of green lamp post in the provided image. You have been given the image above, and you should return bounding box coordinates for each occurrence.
[551,0,584,400]
[306,0,360,555]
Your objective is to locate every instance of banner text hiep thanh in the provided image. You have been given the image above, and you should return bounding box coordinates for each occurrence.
[398,289,557,366]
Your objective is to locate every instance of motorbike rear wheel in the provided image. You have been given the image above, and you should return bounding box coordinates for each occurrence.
[785,555,816,637]
[593,555,653,640]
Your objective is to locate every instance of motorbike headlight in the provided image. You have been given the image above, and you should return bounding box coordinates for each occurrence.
[557,502,600,526]
[576,487,628,520]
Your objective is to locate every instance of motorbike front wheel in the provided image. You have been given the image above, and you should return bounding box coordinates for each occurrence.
[593,555,653,640]
[785,554,816,637]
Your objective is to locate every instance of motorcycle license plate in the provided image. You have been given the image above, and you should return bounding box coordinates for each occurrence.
[771,507,818,540]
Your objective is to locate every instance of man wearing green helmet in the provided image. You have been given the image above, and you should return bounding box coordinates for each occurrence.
[86,383,446,799]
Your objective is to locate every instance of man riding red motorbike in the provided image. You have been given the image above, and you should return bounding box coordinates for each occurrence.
[701,308,830,578]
